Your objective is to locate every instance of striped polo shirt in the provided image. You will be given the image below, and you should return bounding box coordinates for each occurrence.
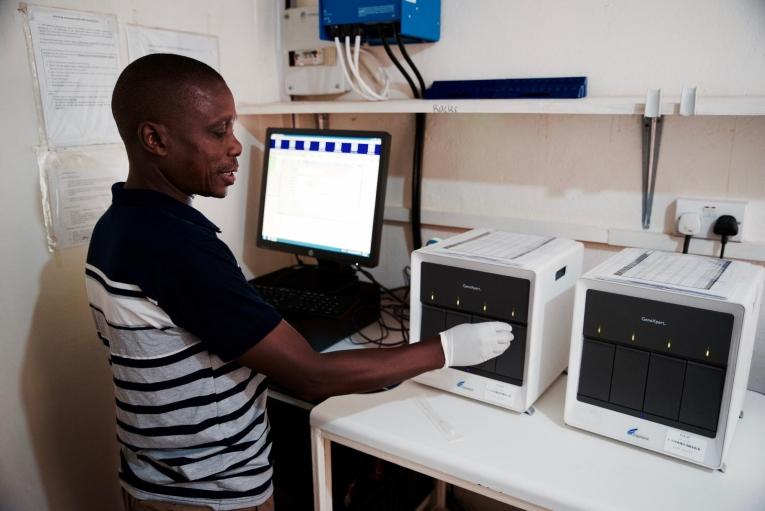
[85,183,282,510]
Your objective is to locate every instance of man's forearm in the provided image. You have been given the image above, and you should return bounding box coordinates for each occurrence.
[299,337,445,400]
[239,318,510,401]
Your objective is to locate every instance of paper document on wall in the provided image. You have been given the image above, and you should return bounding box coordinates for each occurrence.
[436,230,554,266]
[598,250,733,299]
[39,146,128,250]
[126,25,220,70]
[25,5,121,148]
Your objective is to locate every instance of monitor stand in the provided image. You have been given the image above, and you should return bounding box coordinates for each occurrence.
[250,260,380,352]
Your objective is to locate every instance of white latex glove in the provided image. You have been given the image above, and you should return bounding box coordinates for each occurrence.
[439,321,513,368]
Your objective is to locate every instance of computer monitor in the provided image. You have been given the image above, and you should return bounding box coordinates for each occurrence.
[256,127,391,291]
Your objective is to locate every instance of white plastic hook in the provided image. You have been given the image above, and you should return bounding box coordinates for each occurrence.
[644,89,662,118]
[680,87,697,116]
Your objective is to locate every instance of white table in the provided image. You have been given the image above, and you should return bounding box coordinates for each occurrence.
[310,374,765,511]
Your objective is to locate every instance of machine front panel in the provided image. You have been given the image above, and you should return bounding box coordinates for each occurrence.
[577,290,733,438]
[420,263,530,386]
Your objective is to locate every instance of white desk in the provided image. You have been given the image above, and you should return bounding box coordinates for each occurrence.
[310,375,765,511]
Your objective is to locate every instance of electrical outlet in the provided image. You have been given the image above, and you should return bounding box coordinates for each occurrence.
[675,198,747,242]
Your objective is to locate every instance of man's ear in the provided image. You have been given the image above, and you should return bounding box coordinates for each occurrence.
[137,122,169,156]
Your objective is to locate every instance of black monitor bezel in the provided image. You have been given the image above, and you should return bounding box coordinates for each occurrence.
[256,127,391,268]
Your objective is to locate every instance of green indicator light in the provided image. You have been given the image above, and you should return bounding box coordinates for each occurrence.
[597,325,602,335]
[667,340,672,350]
[631,332,636,342]
[511,308,516,318]
[705,347,710,357]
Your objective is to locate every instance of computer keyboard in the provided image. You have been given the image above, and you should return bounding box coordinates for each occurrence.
[253,284,356,318]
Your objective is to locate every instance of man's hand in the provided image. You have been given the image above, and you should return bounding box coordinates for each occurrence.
[439,322,514,368]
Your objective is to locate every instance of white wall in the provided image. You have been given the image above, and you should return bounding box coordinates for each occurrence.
[425,0,765,97]
[0,1,279,509]
[302,0,765,100]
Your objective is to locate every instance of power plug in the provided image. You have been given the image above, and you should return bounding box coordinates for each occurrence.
[675,198,747,242]
[677,212,702,254]
[713,215,739,259]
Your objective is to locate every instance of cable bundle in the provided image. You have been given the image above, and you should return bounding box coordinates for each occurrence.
[334,34,391,101]
[351,265,411,347]
[335,23,428,266]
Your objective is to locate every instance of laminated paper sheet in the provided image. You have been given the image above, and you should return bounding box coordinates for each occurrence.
[126,24,219,70]
[599,250,733,299]
[39,146,127,250]
[436,230,554,266]
[25,5,121,148]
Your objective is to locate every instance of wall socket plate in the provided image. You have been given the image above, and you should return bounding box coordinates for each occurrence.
[675,198,747,242]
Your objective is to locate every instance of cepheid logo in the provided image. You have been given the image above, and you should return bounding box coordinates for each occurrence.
[627,428,650,441]
[456,380,475,392]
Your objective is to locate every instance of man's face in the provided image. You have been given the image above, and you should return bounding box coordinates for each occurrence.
[161,81,242,199]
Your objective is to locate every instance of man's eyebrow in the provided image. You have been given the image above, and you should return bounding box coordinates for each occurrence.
[208,115,237,127]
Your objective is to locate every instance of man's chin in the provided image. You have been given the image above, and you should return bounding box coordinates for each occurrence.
[209,184,230,198]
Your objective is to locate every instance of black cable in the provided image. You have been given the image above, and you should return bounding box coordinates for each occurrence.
[376,25,419,98]
[354,264,409,307]
[350,265,411,347]
[394,28,426,96]
[377,24,426,249]
[682,235,691,254]
[392,28,427,249]
[352,312,388,344]
[350,303,408,347]
[411,113,425,249]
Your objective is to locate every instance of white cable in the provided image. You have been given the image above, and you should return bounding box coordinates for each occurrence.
[334,36,390,101]
[345,35,385,101]
[358,48,390,97]
[334,37,378,101]
[352,35,384,98]
[349,35,389,100]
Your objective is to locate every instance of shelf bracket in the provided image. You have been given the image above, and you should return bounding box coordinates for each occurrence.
[642,89,663,229]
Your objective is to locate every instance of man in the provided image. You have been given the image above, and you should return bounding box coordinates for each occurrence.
[85,54,512,511]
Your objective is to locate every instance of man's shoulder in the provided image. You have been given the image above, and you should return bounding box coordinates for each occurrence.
[100,202,215,241]
[87,202,233,296]
[89,203,222,266]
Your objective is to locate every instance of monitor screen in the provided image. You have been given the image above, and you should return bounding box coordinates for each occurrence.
[257,128,390,267]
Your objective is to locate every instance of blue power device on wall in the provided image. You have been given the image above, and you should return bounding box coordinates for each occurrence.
[319,0,440,44]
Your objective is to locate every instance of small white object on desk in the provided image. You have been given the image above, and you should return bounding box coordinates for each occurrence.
[310,375,765,511]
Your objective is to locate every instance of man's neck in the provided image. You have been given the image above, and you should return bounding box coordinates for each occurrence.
[125,165,192,205]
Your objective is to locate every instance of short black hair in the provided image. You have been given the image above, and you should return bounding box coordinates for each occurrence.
[111,53,225,145]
